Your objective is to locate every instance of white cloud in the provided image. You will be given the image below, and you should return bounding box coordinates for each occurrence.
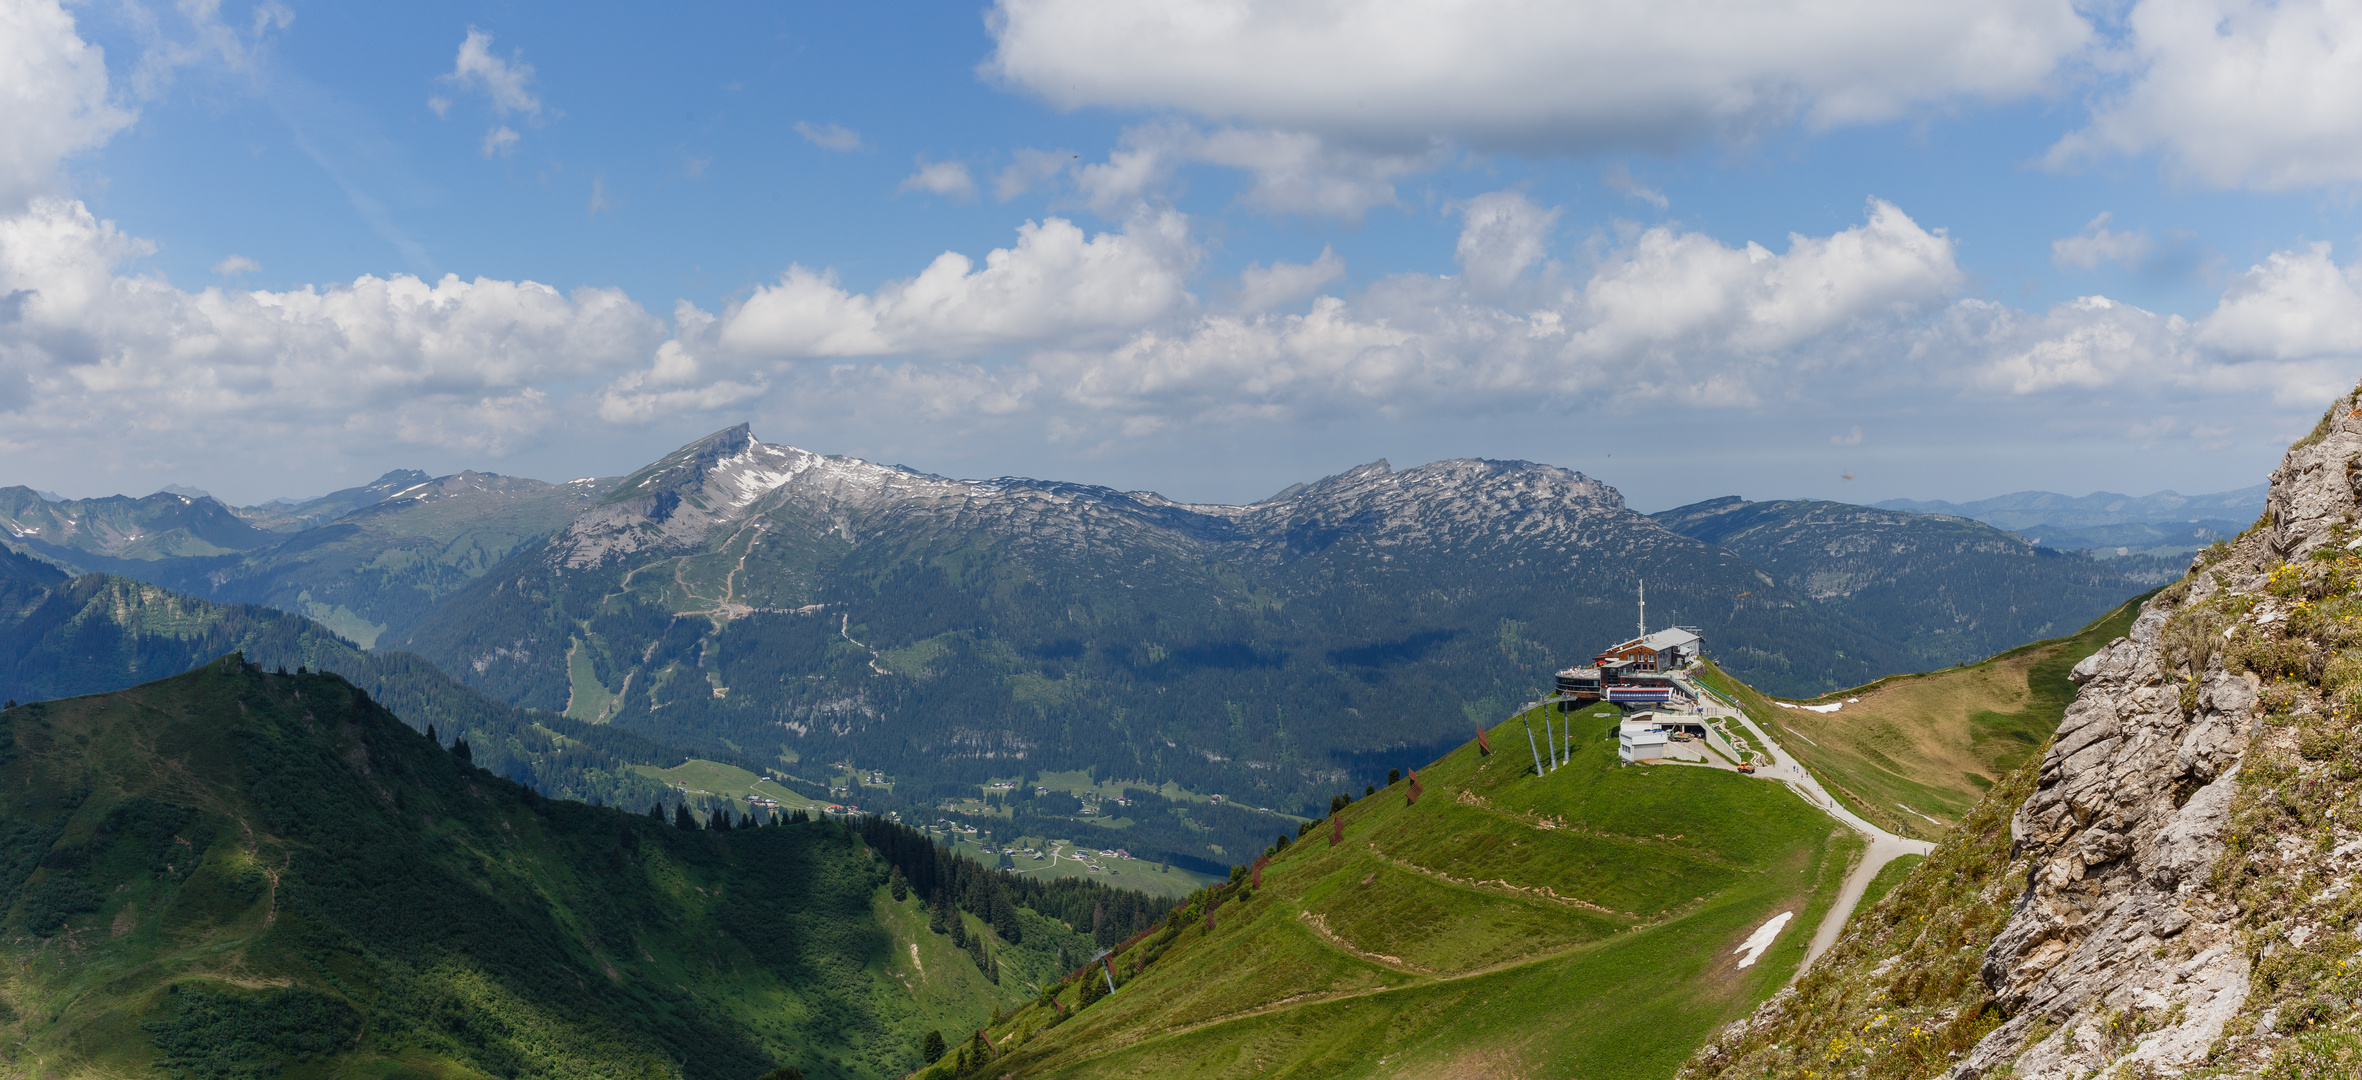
[899,158,978,202]
[0,0,135,212]
[794,121,866,152]
[480,124,520,157]
[713,211,1197,359]
[1187,128,1440,218]
[1235,248,1345,312]
[2050,0,2362,190]
[2194,243,2362,361]
[1454,192,1560,297]
[587,176,613,217]
[211,254,259,277]
[985,0,2092,153]
[1956,296,2193,396]
[441,28,542,120]
[968,198,1967,428]
[1069,123,1440,219]
[1832,426,1863,446]
[2050,212,2153,271]
[0,198,659,455]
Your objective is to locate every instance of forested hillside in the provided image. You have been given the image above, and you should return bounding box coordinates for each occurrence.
[0,657,1171,1078]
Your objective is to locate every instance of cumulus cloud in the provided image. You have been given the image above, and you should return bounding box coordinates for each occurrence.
[597,211,1201,422]
[211,254,259,277]
[0,0,134,212]
[985,0,2092,153]
[441,28,542,119]
[2,182,2348,490]
[1454,192,1560,296]
[1234,248,1345,312]
[794,121,865,152]
[0,198,660,457]
[717,211,1197,358]
[919,198,1971,430]
[436,27,547,156]
[2194,244,2362,362]
[2050,0,2362,190]
[900,158,978,201]
[2050,212,2153,271]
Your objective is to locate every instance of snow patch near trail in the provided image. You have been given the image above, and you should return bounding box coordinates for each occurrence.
[1776,701,1844,713]
[1734,911,1793,968]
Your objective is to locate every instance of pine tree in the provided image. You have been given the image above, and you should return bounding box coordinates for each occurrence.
[648,801,664,820]
[928,892,950,934]
[990,886,1020,943]
[674,803,698,830]
[451,738,472,764]
[920,1029,946,1063]
[1388,768,1401,785]
[709,807,730,831]
[889,865,909,902]
[426,723,437,744]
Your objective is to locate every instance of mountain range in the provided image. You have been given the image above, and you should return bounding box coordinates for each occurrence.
[1,427,2177,832]
[1875,483,2265,558]
[0,420,2305,1078]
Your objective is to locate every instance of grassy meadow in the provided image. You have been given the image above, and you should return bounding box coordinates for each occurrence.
[940,707,1863,1080]
[1689,588,2154,836]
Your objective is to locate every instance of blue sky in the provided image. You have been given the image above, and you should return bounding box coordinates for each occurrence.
[7,0,2362,510]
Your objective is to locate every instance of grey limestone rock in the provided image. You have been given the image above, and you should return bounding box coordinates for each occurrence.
[1950,389,2362,1078]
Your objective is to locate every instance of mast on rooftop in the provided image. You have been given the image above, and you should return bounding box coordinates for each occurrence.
[1638,580,1646,639]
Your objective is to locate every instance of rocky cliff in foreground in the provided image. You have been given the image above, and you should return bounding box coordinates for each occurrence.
[1682,386,2362,1078]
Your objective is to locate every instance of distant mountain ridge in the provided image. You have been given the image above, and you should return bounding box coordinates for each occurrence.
[1873,484,2267,531]
[2,470,615,647]
[1651,496,2173,671]
[6,429,2179,839]
[387,425,2160,830]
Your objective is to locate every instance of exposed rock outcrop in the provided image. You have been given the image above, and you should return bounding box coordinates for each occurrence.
[1682,384,2362,1078]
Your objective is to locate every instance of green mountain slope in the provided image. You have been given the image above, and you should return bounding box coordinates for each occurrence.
[923,705,1859,1080]
[923,587,2165,1079]
[1689,588,2155,837]
[0,657,1148,1079]
[1653,497,2174,669]
[0,571,681,812]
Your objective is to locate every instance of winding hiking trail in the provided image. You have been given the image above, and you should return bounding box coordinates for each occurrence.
[1679,679,1936,971]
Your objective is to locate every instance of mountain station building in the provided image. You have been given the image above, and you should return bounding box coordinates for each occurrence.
[1554,627,1704,710]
